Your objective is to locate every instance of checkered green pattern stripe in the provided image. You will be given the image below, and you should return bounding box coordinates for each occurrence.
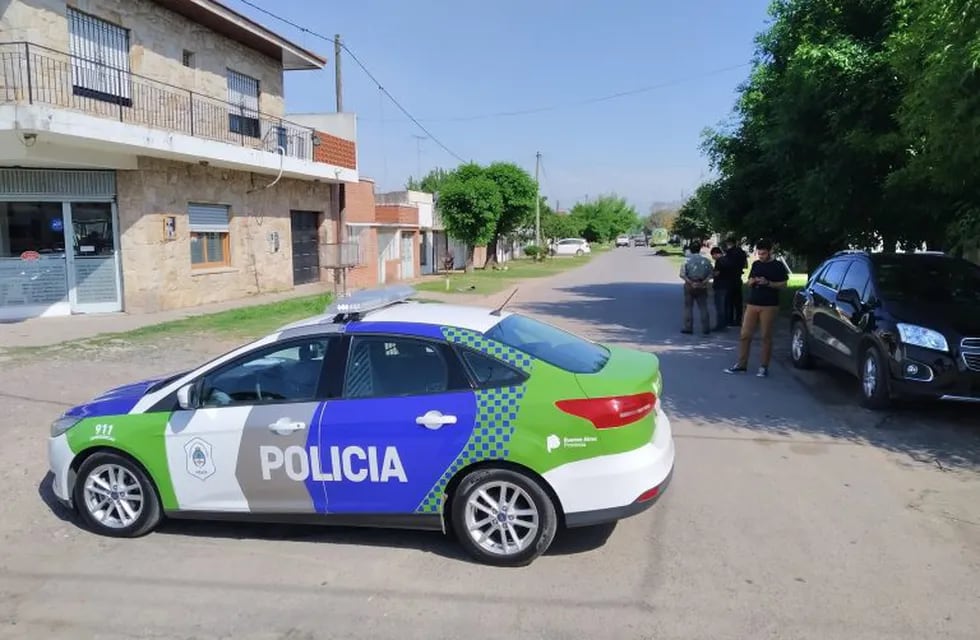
[441,326,533,373]
[415,327,532,514]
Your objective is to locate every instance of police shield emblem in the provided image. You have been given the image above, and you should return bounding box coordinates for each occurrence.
[184,437,216,481]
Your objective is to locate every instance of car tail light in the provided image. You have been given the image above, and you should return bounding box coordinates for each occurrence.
[555,392,656,429]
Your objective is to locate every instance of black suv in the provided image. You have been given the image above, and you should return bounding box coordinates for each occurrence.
[789,250,980,409]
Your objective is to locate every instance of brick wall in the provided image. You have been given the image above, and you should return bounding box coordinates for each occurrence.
[346,227,378,290]
[314,131,357,170]
[343,178,376,223]
[375,205,419,226]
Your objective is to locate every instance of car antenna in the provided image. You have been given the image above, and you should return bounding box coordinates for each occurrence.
[490,288,519,316]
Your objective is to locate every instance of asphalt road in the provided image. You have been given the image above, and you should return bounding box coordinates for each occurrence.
[1,248,978,640]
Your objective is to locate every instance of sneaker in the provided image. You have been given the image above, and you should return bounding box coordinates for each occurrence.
[756,366,769,378]
[724,364,747,374]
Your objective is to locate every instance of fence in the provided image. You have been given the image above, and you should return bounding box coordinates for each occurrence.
[0,41,317,161]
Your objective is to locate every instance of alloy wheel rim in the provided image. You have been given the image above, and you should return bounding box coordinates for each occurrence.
[863,355,878,398]
[464,480,539,556]
[792,327,805,360]
[82,464,144,529]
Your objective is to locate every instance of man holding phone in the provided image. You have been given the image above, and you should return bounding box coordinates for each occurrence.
[724,239,789,377]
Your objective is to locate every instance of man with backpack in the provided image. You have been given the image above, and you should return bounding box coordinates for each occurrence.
[680,240,714,335]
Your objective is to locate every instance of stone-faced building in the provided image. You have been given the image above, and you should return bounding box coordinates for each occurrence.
[0,0,359,320]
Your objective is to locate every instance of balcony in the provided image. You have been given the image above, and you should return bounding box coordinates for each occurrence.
[0,42,357,181]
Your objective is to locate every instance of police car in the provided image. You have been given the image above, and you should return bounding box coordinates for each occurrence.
[47,285,675,566]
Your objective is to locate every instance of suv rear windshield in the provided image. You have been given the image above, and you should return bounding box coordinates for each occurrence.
[485,314,610,374]
[874,255,980,304]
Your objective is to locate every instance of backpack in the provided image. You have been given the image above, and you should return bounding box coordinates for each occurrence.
[685,255,713,282]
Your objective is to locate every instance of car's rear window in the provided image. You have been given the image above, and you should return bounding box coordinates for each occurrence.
[484,314,609,374]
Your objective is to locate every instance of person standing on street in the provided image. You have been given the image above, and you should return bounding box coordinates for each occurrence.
[709,246,728,332]
[723,237,748,326]
[680,240,713,335]
[724,239,789,377]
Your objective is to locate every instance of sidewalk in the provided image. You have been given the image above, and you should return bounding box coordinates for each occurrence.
[0,282,339,349]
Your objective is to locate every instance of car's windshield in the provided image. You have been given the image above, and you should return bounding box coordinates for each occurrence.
[485,314,610,374]
[874,255,980,304]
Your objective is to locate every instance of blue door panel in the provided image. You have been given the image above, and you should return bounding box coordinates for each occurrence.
[306,390,477,514]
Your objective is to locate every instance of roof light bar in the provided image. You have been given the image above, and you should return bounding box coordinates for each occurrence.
[325,284,417,316]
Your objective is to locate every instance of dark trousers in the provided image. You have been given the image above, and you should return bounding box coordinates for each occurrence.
[726,279,744,325]
[683,284,710,333]
[713,285,728,330]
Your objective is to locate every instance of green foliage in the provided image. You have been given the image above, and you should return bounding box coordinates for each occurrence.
[646,207,679,233]
[483,162,538,266]
[567,195,639,243]
[672,183,716,241]
[523,244,546,261]
[540,200,583,241]
[437,169,503,267]
[698,0,980,268]
[406,167,452,193]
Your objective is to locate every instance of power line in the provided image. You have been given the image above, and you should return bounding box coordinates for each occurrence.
[360,61,754,124]
[232,0,466,163]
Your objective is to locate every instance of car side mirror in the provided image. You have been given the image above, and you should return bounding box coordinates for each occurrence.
[176,383,198,410]
[836,287,862,308]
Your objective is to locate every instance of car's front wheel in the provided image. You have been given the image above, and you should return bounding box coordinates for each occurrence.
[450,467,558,567]
[859,346,891,410]
[575,249,584,256]
[790,320,814,369]
[73,451,162,538]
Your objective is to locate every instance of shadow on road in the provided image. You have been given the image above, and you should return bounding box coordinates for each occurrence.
[516,281,980,472]
[37,474,616,563]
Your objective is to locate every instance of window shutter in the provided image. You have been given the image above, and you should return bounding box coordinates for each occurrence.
[67,8,131,99]
[227,69,259,114]
[188,204,230,233]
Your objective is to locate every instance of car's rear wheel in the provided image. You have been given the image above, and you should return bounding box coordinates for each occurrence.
[859,346,891,410]
[73,451,162,538]
[575,249,584,256]
[790,320,814,369]
[450,467,558,567]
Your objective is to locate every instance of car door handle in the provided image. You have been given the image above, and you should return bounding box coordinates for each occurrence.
[268,418,306,435]
[415,410,457,430]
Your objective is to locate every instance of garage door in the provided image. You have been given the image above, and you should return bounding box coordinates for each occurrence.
[290,211,320,285]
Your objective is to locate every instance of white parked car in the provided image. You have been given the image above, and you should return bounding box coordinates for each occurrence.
[615,235,630,248]
[551,238,591,256]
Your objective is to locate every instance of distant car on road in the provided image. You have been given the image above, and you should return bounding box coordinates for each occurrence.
[551,238,591,257]
[615,235,630,248]
[789,250,980,409]
[46,285,674,566]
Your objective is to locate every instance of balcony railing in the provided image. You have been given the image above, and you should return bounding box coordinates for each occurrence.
[0,41,318,162]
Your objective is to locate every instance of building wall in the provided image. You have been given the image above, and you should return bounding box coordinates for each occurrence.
[116,156,333,313]
[375,205,418,226]
[4,0,286,115]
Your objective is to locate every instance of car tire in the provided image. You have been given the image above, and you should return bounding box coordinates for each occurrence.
[73,451,163,538]
[450,467,558,567]
[859,345,891,410]
[575,249,584,256]
[790,320,814,369]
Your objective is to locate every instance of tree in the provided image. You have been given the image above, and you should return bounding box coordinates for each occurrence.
[482,162,537,268]
[672,183,716,242]
[568,195,639,243]
[646,207,679,233]
[888,0,980,255]
[435,166,502,272]
[540,200,582,243]
[406,168,453,194]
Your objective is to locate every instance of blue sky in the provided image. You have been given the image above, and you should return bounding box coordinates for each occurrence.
[228,0,773,213]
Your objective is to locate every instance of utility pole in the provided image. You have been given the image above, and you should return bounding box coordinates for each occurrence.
[334,34,343,112]
[534,151,542,248]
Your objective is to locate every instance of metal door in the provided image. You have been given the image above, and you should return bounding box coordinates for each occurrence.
[67,202,121,314]
[290,211,320,285]
[400,233,414,280]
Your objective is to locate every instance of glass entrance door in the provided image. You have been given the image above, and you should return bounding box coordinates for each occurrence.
[67,202,121,313]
